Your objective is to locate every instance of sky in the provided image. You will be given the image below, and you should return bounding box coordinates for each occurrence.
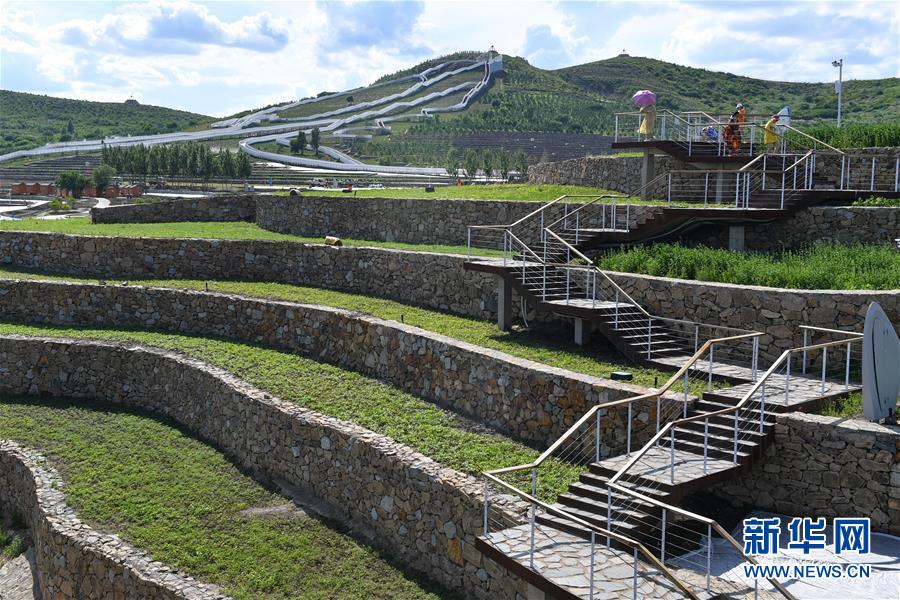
[1,0,898,118]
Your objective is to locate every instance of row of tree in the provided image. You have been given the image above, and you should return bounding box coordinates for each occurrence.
[446,148,528,179]
[101,142,252,182]
[289,127,321,155]
[53,164,118,198]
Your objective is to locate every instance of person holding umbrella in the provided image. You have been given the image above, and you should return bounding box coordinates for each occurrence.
[633,90,657,140]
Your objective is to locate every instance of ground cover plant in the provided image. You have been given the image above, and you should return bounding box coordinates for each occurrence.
[0,266,675,388]
[300,183,641,202]
[853,196,900,207]
[0,396,448,599]
[598,242,900,290]
[0,322,582,502]
[0,219,494,257]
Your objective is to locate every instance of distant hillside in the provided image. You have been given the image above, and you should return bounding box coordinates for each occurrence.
[0,90,213,154]
[555,56,900,122]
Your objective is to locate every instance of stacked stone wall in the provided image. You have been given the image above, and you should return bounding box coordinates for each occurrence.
[0,440,224,599]
[91,194,257,224]
[0,336,523,599]
[715,412,900,534]
[0,278,653,450]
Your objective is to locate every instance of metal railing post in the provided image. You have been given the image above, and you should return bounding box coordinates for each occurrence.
[733,409,739,464]
[592,271,597,308]
[760,383,766,434]
[802,329,808,373]
[467,228,472,259]
[785,352,792,405]
[870,156,876,191]
[483,479,489,536]
[565,268,570,304]
[670,427,676,483]
[612,200,617,230]
[595,408,601,462]
[529,469,537,569]
[625,203,630,231]
[542,238,547,300]
[762,154,767,190]
[752,336,759,382]
[667,173,672,204]
[647,317,652,360]
[840,155,846,190]
[694,325,699,353]
[708,343,714,391]
[845,341,852,390]
[614,114,619,142]
[502,231,508,267]
[734,172,740,207]
[589,531,596,600]
[575,211,580,244]
[704,172,709,204]
[703,418,708,473]
[895,157,899,192]
[632,547,638,600]
[821,346,828,394]
[661,509,667,562]
[656,396,661,435]
[606,488,612,549]
[627,403,633,455]
[706,524,712,592]
[780,170,785,209]
[683,371,689,417]
[614,290,619,328]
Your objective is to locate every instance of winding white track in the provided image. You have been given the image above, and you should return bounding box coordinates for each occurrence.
[0,54,502,176]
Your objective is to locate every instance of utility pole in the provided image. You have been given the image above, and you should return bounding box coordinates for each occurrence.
[832,58,843,128]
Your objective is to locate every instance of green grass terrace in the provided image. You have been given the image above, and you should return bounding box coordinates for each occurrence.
[0,219,496,257]
[0,396,450,600]
[598,242,900,290]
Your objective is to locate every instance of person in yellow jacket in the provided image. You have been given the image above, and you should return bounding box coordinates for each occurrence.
[764,114,780,153]
[639,103,657,140]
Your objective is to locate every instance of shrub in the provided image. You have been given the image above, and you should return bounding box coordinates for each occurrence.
[92,164,116,189]
[853,196,900,207]
[598,242,900,290]
[54,171,89,198]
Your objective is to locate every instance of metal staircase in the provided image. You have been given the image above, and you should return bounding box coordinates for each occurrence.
[478,327,863,599]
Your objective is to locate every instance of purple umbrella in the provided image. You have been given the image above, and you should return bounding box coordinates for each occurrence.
[632,90,657,107]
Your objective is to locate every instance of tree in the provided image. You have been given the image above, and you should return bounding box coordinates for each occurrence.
[297,130,307,155]
[445,149,460,177]
[92,164,116,190]
[463,149,478,180]
[310,128,320,156]
[481,150,494,180]
[218,149,235,180]
[236,151,252,180]
[66,119,74,135]
[55,170,89,198]
[514,150,528,179]
[498,150,511,180]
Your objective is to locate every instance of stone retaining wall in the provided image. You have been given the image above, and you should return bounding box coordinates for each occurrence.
[0,439,225,599]
[0,336,525,598]
[608,272,899,361]
[715,412,900,534]
[687,206,900,251]
[91,194,257,224]
[0,231,894,358]
[0,278,653,450]
[527,155,684,193]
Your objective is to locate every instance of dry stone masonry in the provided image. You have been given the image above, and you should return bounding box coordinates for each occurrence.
[91,194,257,224]
[714,412,900,534]
[0,440,226,600]
[0,335,524,599]
[0,278,653,450]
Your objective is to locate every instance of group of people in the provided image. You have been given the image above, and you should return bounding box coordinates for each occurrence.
[638,101,783,154]
[723,104,782,155]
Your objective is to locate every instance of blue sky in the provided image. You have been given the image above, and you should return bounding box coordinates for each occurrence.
[1,0,897,117]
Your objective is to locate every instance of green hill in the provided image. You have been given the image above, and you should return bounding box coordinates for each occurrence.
[0,90,213,155]
[554,56,900,123]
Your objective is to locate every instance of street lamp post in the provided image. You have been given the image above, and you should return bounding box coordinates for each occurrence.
[832,58,843,128]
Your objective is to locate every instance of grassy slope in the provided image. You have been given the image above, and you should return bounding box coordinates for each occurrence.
[0,219,493,256]
[0,90,213,155]
[0,322,582,501]
[598,242,900,290]
[0,397,446,600]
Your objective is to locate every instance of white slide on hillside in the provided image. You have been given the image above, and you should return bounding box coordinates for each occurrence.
[0,52,503,176]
